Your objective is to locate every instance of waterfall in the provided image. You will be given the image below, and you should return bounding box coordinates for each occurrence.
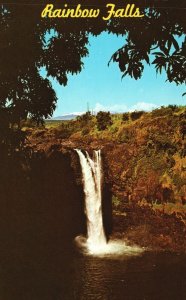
[75,149,107,251]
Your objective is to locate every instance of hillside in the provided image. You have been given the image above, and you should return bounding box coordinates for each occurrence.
[25,105,186,251]
[28,106,186,204]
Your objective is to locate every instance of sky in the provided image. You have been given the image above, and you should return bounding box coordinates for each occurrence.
[41,32,185,117]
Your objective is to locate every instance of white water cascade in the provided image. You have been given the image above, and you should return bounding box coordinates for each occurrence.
[75,149,143,256]
[75,149,107,252]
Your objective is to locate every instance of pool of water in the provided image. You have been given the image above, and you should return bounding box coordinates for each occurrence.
[0,235,185,300]
[67,246,186,300]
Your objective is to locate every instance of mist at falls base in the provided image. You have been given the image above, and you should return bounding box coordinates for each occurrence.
[75,149,142,257]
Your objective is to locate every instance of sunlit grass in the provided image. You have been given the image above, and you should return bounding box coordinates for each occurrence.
[44,120,64,129]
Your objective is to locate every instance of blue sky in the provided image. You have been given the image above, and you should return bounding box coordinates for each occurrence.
[41,32,185,117]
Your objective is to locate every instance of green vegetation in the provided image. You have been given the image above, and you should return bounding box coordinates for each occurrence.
[30,105,185,208]
[112,195,120,209]
[122,112,130,122]
[130,110,145,121]
[1,1,185,156]
[20,105,186,251]
[40,106,185,144]
[96,111,113,131]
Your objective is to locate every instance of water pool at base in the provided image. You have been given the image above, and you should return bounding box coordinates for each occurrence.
[0,237,185,300]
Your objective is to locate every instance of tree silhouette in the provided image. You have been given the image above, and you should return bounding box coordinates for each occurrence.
[108,2,186,86]
[0,0,185,150]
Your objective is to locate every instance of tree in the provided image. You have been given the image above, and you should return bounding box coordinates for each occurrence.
[0,0,185,149]
[0,1,89,150]
[96,111,112,130]
[108,1,186,87]
[0,4,89,125]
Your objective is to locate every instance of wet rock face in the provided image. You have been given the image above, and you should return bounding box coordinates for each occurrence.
[30,150,87,239]
[28,146,113,240]
[0,150,87,248]
[70,150,84,186]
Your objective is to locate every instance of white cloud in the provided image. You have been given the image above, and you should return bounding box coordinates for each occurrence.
[62,111,84,116]
[93,102,127,113]
[92,101,158,113]
[58,101,158,117]
[129,102,158,112]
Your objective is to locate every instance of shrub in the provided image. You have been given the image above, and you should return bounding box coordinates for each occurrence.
[130,110,145,121]
[112,195,120,209]
[96,111,113,130]
[151,106,173,117]
[179,112,186,139]
[76,111,92,126]
[82,127,90,136]
[167,104,178,111]
[122,112,130,122]
[117,128,133,143]
[54,122,75,139]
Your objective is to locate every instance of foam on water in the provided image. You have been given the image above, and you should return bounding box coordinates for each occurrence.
[75,235,143,257]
